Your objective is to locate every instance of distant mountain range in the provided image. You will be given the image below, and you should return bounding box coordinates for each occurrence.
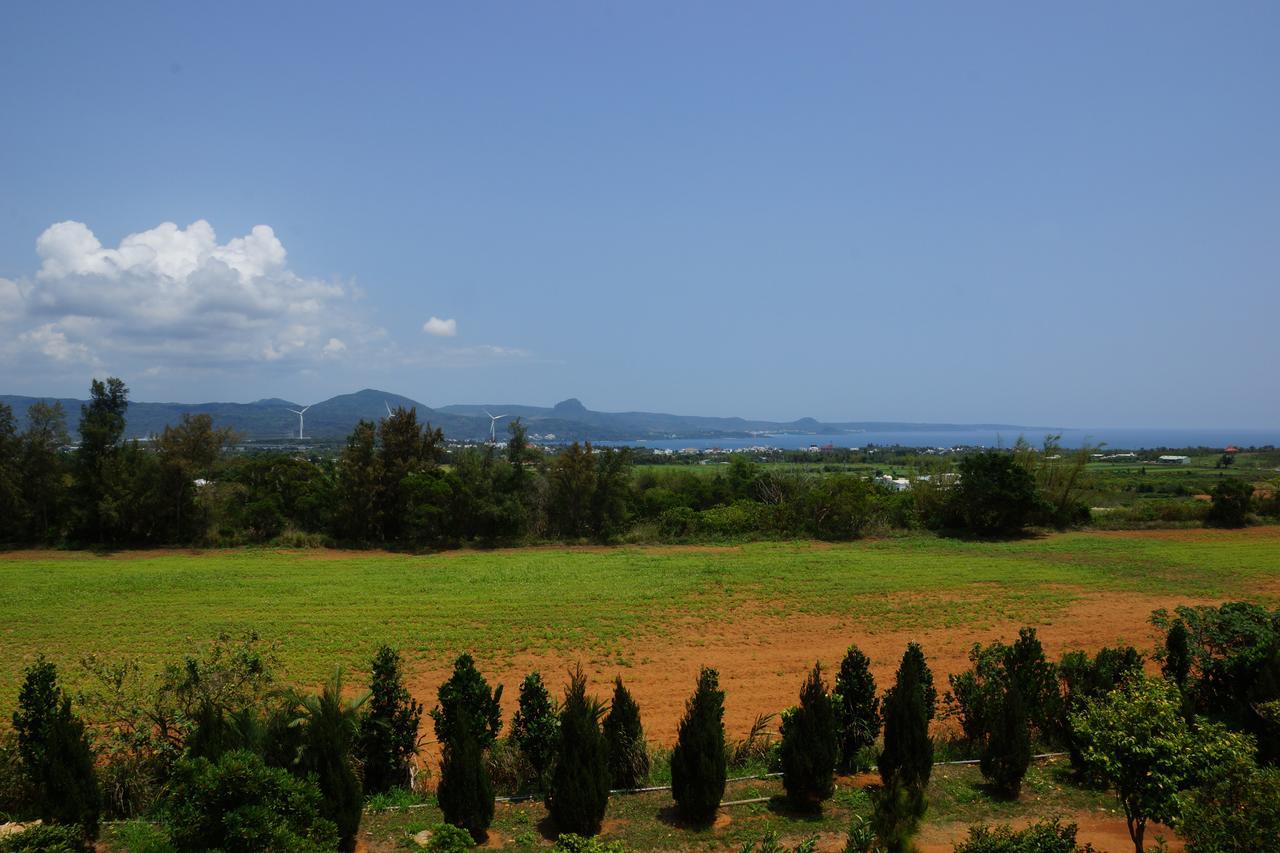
[0,389,1044,443]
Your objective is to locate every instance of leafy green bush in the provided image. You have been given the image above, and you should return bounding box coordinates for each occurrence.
[0,733,35,822]
[869,778,925,853]
[953,818,1084,853]
[12,659,100,840]
[834,645,880,773]
[511,672,559,788]
[948,452,1044,536]
[1180,763,1280,852]
[603,677,649,790]
[780,663,836,810]
[1057,645,1144,774]
[358,645,423,794]
[1071,676,1254,853]
[1206,479,1253,528]
[421,821,477,852]
[553,834,629,852]
[0,824,86,853]
[670,666,727,825]
[547,667,610,837]
[165,750,338,852]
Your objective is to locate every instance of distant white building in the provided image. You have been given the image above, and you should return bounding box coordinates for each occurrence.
[876,474,912,492]
[1158,455,1192,464]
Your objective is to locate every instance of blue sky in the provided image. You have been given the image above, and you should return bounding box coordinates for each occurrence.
[1,2,1276,427]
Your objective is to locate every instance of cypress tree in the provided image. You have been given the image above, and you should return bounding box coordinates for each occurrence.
[432,654,503,748]
[546,666,610,836]
[358,645,423,794]
[834,644,880,773]
[670,666,727,825]
[12,658,101,840]
[979,685,1031,799]
[780,662,837,811]
[437,712,495,842]
[511,672,559,786]
[603,677,649,790]
[877,643,934,793]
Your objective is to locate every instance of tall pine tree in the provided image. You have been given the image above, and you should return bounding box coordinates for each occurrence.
[878,643,934,792]
[834,644,880,773]
[512,672,559,787]
[437,711,495,842]
[603,676,649,789]
[13,658,101,839]
[671,666,727,825]
[546,666,610,837]
[780,662,837,810]
[358,645,423,794]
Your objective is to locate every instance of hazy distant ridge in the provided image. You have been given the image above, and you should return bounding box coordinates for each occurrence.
[0,389,1050,442]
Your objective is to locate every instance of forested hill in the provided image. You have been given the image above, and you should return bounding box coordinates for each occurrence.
[1,388,1038,442]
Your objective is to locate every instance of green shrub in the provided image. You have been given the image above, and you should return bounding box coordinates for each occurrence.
[421,821,476,852]
[0,824,86,853]
[0,733,35,822]
[953,818,1083,853]
[834,645,880,773]
[547,667,610,837]
[603,677,649,789]
[950,452,1043,536]
[1206,479,1253,528]
[869,778,925,853]
[12,659,101,840]
[780,663,837,810]
[511,672,559,787]
[437,712,494,842]
[1180,763,1280,853]
[165,750,338,852]
[358,645,423,795]
[553,834,629,852]
[1057,645,1144,774]
[486,737,536,797]
[670,666,727,825]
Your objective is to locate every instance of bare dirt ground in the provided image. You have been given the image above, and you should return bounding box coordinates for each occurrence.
[405,588,1214,749]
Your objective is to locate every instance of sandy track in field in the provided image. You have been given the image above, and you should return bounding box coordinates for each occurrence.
[405,588,1214,748]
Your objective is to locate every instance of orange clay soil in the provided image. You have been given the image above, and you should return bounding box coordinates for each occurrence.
[405,588,1217,750]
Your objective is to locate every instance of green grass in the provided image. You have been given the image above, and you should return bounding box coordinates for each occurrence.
[2,529,1278,705]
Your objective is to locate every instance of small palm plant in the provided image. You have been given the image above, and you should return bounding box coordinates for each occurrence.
[277,669,370,852]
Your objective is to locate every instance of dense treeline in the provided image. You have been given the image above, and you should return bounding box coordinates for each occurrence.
[3,378,1274,550]
[5,601,1280,851]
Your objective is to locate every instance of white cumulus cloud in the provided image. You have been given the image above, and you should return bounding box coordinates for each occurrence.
[1,219,376,378]
[423,316,457,337]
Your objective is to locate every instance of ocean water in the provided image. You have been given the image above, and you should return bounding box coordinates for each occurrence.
[600,427,1279,452]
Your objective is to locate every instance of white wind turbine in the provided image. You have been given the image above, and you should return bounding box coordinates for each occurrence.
[286,404,311,440]
[385,400,394,417]
[484,409,508,444]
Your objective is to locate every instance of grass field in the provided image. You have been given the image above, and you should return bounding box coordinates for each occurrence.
[3,528,1278,724]
[7,528,1279,850]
